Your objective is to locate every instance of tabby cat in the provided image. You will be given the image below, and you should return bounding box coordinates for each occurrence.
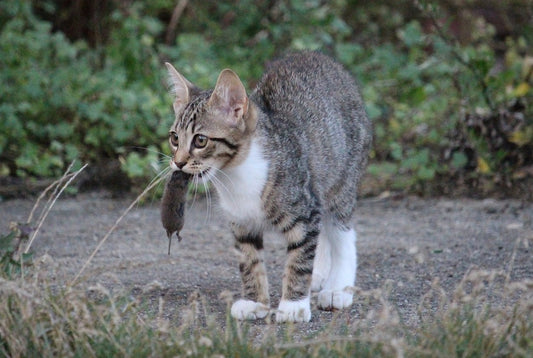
[165,51,371,322]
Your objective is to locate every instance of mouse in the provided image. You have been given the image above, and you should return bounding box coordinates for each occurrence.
[160,170,190,254]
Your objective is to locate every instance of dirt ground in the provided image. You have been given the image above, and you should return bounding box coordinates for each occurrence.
[1,191,532,335]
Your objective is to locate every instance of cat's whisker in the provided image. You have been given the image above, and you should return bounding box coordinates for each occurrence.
[125,146,173,176]
[208,170,238,210]
[188,173,200,212]
[155,159,172,167]
[206,166,237,197]
[189,174,197,209]
[201,175,212,225]
[148,167,172,191]
[209,166,237,190]
[128,146,172,159]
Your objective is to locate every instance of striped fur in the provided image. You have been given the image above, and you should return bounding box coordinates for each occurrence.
[232,223,269,305]
[166,51,372,322]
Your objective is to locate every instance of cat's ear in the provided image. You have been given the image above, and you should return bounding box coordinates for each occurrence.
[165,62,196,114]
[208,69,248,128]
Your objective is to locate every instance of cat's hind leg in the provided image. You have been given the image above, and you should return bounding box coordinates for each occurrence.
[317,223,356,310]
[311,230,331,292]
[230,224,270,320]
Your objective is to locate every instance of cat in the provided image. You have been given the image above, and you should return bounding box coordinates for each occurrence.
[164,51,372,322]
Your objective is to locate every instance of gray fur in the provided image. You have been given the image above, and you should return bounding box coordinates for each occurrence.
[256,51,371,227]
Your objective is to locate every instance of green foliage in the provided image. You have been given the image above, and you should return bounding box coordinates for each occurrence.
[340,9,532,192]
[0,0,531,195]
[0,0,171,178]
[0,227,32,279]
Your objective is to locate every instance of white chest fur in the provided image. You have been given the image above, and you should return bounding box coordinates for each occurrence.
[214,140,269,227]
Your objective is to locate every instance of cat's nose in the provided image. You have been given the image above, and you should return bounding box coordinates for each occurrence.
[175,161,187,169]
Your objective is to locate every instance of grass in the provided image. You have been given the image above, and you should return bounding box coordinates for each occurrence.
[0,168,532,357]
[0,260,531,357]
[0,276,531,357]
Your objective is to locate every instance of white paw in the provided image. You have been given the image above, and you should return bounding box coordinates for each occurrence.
[276,297,311,323]
[231,299,270,320]
[317,289,353,311]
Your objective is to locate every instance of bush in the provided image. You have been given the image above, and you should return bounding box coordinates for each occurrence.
[0,1,170,179]
[348,13,532,194]
[1,0,531,196]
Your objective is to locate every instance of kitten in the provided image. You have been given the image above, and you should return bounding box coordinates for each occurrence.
[164,51,371,322]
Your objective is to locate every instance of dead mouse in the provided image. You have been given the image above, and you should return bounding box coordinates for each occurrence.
[160,170,191,254]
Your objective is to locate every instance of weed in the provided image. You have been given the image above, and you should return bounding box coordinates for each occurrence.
[0,268,531,357]
[0,226,32,279]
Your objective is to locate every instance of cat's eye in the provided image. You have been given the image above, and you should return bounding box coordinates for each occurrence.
[193,134,209,149]
[169,131,179,147]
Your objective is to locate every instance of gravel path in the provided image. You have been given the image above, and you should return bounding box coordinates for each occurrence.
[1,192,531,334]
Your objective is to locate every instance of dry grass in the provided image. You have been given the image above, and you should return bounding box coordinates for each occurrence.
[0,267,531,357]
[0,168,532,357]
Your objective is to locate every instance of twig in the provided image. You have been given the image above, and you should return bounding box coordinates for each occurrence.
[165,0,189,45]
[69,176,165,287]
[24,163,88,254]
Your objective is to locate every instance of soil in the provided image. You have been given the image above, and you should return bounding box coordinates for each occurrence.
[1,191,532,336]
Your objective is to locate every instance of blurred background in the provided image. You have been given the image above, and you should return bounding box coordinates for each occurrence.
[0,0,532,199]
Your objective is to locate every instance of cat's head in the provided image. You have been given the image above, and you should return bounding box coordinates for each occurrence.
[165,63,258,177]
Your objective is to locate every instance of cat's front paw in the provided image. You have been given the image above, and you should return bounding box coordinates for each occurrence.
[317,289,353,311]
[231,299,270,320]
[276,297,311,323]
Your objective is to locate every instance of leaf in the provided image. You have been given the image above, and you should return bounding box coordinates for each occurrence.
[508,131,527,146]
[407,86,427,105]
[402,149,430,170]
[389,119,401,133]
[335,43,363,65]
[367,162,398,176]
[121,152,146,178]
[21,252,33,265]
[417,166,436,181]
[508,128,533,146]
[513,82,530,97]
[451,152,468,169]
[0,230,17,251]
[398,21,424,47]
[390,142,403,161]
[476,157,491,174]
[471,58,491,77]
